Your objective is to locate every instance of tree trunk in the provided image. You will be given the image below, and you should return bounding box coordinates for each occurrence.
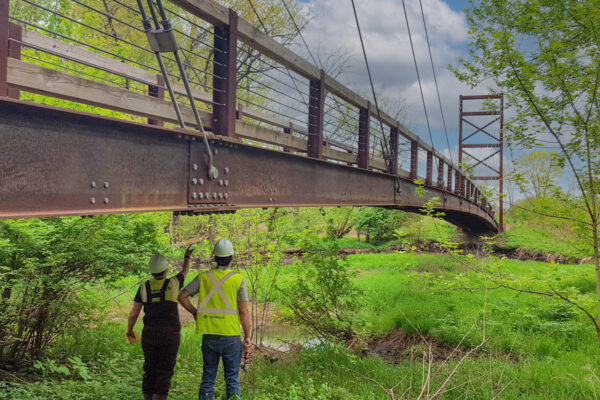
[593,221,600,344]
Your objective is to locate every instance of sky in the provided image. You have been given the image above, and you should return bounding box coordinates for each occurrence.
[289,0,512,197]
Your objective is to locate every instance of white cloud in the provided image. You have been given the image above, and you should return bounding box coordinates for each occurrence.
[295,0,477,153]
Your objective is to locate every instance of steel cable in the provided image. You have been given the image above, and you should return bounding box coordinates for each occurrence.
[400,0,435,152]
[418,0,453,165]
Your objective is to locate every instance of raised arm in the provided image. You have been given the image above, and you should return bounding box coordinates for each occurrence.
[181,244,194,279]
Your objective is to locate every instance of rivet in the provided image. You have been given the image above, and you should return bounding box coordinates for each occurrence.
[90,197,96,204]
[213,192,218,199]
[218,179,223,186]
[192,178,198,185]
[205,192,209,199]
[193,164,198,171]
[214,149,219,155]
[191,136,196,141]
[103,197,109,204]
[199,178,204,185]
[224,167,229,174]
[103,182,109,188]
[224,193,229,199]
[199,192,204,199]
[177,134,182,139]
[224,180,229,186]
[90,181,96,188]
[269,197,273,202]
[218,193,223,200]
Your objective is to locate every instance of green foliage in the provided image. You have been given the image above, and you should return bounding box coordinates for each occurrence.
[5,254,600,399]
[353,207,406,242]
[280,232,365,342]
[0,213,171,367]
[508,151,563,199]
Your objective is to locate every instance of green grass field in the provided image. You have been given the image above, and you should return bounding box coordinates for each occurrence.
[2,253,599,399]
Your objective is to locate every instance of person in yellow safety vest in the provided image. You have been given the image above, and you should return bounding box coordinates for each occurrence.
[178,238,252,400]
[126,246,193,400]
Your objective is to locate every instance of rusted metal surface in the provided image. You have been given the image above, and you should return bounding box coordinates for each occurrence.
[0,0,8,96]
[148,74,165,126]
[459,94,504,231]
[357,102,370,169]
[425,150,433,186]
[409,140,418,180]
[212,8,237,137]
[389,126,398,175]
[307,70,324,159]
[437,158,444,188]
[0,99,497,233]
[7,22,20,99]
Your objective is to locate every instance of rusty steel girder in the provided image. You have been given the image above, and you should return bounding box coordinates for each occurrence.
[0,99,497,233]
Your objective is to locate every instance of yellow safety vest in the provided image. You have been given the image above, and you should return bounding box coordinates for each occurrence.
[196,269,243,336]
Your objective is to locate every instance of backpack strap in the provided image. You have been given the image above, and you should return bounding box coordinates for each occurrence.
[144,279,171,303]
[159,278,170,302]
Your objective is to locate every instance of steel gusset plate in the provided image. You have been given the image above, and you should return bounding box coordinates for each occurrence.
[0,99,190,218]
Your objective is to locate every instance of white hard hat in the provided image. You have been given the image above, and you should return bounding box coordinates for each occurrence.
[148,254,169,274]
[213,238,234,257]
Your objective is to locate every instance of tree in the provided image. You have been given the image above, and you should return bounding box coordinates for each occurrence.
[280,232,364,342]
[0,214,171,367]
[354,207,406,242]
[453,0,600,341]
[510,151,562,200]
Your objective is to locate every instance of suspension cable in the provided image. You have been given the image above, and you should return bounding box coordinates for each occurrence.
[246,0,308,106]
[349,0,389,159]
[400,0,436,152]
[280,0,318,66]
[418,0,453,165]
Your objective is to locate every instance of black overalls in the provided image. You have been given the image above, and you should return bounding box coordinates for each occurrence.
[139,276,182,396]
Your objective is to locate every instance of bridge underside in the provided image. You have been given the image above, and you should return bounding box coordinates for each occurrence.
[0,99,497,234]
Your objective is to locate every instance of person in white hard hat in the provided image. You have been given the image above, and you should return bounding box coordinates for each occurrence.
[178,238,252,400]
[126,246,193,400]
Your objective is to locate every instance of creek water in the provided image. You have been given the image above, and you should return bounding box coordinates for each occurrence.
[257,323,322,352]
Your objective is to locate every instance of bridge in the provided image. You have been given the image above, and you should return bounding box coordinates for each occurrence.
[0,0,498,234]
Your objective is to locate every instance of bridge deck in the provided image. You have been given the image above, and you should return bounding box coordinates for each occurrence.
[0,0,497,233]
[0,99,496,233]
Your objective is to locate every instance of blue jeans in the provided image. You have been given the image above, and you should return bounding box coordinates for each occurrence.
[199,334,242,400]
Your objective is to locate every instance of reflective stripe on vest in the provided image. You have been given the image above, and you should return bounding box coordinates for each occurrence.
[196,269,243,336]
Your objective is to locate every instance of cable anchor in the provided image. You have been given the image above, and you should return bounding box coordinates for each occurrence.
[136,0,218,180]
